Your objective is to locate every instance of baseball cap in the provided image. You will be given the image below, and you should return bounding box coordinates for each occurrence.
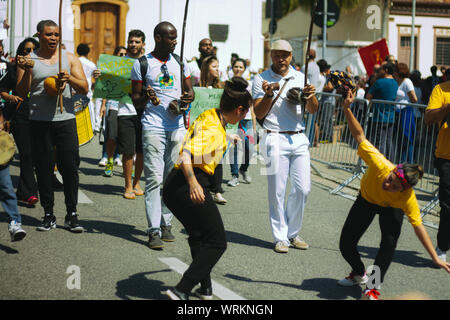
[270,40,292,52]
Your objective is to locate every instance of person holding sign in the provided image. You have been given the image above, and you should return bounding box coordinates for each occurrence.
[16,20,88,233]
[252,40,318,254]
[162,77,252,300]
[337,89,450,300]
[131,22,194,250]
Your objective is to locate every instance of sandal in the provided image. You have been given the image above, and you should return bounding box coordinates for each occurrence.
[123,191,136,200]
[133,189,144,196]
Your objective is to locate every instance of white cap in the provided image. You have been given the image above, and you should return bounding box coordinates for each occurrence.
[270,40,293,52]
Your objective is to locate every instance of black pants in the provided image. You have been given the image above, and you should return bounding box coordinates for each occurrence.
[210,163,224,194]
[10,120,38,200]
[163,168,227,294]
[435,158,450,252]
[339,194,404,283]
[30,119,80,215]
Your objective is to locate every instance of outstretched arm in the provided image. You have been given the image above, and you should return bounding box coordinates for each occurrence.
[414,224,450,273]
[341,90,366,145]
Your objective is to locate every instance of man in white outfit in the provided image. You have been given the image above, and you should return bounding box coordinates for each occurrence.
[252,40,319,253]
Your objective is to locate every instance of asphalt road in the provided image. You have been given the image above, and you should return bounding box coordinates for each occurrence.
[1,139,449,301]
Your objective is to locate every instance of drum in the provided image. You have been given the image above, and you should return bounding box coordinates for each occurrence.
[73,94,94,146]
[0,130,16,166]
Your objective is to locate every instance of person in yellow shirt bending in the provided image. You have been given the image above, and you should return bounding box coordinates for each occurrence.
[337,89,450,301]
[425,81,450,264]
[162,77,252,300]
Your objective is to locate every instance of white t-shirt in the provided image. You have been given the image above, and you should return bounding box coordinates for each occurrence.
[395,78,415,110]
[131,53,191,131]
[252,66,307,131]
[188,59,201,86]
[316,73,326,93]
[356,88,365,99]
[79,56,97,97]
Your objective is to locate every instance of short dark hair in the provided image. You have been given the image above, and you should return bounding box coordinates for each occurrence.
[232,58,247,70]
[153,22,175,38]
[128,29,146,43]
[76,43,90,56]
[36,20,58,33]
[113,45,127,56]
[382,62,397,75]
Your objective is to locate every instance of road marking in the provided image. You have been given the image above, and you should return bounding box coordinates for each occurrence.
[158,257,246,300]
[55,172,93,204]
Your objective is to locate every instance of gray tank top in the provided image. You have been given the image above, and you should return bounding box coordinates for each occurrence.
[29,50,74,121]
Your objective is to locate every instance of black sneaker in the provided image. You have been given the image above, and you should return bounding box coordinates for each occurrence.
[148,231,164,250]
[194,287,213,300]
[64,213,84,233]
[36,214,56,231]
[164,287,189,300]
[161,226,175,242]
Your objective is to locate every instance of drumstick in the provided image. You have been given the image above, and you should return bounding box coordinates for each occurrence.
[15,100,23,111]
[58,0,63,113]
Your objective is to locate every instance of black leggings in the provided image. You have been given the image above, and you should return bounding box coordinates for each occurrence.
[435,158,450,252]
[339,194,404,284]
[163,168,227,294]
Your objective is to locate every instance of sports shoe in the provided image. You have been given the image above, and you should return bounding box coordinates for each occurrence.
[164,287,189,300]
[26,196,38,206]
[194,287,213,300]
[64,213,84,233]
[104,162,114,177]
[274,241,289,253]
[227,176,239,187]
[148,231,164,250]
[98,157,108,167]
[361,288,381,300]
[435,246,447,262]
[36,214,56,231]
[8,221,27,242]
[239,169,252,184]
[213,193,227,204]
[114,157,123,167]
[338,271,369,287]
[289,235,309,250]
[161,226,175,242]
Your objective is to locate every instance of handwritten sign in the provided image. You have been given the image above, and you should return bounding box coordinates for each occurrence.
[93,54,135,104]
[190,87,237,132]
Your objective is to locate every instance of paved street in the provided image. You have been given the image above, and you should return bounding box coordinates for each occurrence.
[1,140,449,300]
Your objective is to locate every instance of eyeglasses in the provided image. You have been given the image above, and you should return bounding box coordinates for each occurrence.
[24,47,33,54]
[160,64,170,83]
[119,52,125,57]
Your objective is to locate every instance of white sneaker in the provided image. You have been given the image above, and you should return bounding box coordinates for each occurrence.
[239,169,251,184]
[227,177,239,187]
[436,246,447,262]
[274,241,289,253]
[8,221,27,242]
[98,157,108,167]
[114,157,123,167]
[213,193,227,204]
[289,235,309,250]
[337,272,369,287]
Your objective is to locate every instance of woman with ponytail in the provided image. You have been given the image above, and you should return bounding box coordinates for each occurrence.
[336,89,450,300]
[162,77,252,300]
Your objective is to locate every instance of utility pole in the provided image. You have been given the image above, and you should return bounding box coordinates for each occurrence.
[322,0,327,60]
[9,0,15,57]
[410,0,416,71]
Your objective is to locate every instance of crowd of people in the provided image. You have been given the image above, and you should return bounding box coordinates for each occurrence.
[0,18,449,301]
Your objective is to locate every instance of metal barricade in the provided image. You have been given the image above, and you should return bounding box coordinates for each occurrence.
[306,93,440,227]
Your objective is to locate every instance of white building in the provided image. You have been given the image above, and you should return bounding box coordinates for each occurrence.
[6,0,265,70]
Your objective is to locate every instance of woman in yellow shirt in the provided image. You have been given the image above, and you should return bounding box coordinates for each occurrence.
[337,89,450,300]
[162,77,252,300]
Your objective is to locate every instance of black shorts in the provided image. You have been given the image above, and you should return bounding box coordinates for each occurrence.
[106,109,118,141]
[117,115,143,155]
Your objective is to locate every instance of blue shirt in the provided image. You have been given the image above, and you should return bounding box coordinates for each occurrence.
[369,78,398,123]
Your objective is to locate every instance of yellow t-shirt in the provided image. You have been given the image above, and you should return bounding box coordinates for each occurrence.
[358,139,422,227]
[174,108,227,175]
[426,81,450,160]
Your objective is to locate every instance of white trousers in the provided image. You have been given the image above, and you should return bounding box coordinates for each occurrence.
[261,132,311,243]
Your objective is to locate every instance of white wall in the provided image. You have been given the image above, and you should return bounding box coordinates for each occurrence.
[388,14,450,78]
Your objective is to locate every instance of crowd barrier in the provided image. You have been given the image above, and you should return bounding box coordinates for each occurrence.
[304,91,440,229]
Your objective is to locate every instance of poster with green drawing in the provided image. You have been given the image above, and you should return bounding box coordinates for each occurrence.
[93,54,135,104]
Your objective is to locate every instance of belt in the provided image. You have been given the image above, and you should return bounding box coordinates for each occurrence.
[265,130,303,135]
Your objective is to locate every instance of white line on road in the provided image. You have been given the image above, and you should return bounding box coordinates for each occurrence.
[55,172,93,204]
[158,257,246,300]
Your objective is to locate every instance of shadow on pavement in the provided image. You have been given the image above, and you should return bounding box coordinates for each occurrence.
[225,273,362,300]
[115,270,171,300]
[0,243,19,254]
[79,183,124,196]
[0,213,41,228]
[358,245,435,269]
[81,219,148,246]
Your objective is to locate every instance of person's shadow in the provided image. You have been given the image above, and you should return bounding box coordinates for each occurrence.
[115,270,172,300]
[224,274,362,300]
[82,220,148,246]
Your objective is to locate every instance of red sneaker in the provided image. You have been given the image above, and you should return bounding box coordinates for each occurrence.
[362,288,381,300]
[27,196,38,206]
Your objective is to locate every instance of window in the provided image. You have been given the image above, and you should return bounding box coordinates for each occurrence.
[398,36,418,69]
[435,37,450,66]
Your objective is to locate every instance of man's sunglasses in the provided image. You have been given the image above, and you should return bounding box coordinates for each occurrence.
[24,47,33,54]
